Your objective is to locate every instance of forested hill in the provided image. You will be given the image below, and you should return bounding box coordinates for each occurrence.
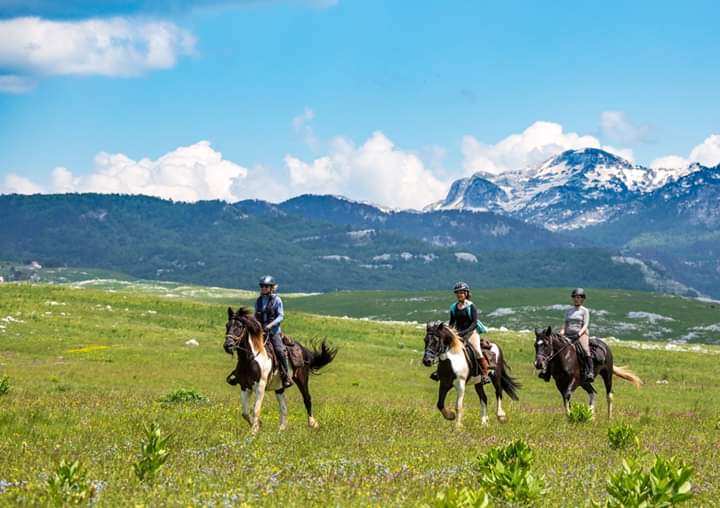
[0,193,681,293]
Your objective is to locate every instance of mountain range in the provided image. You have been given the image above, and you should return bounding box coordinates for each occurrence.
[1,148,718,295]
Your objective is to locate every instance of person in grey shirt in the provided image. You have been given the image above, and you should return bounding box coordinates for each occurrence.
[559,288,594,382]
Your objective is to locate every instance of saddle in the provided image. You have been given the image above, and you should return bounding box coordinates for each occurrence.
[461,338,496,378]
[272,334,305,369]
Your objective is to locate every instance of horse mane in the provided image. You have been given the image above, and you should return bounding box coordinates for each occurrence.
[444,326,463,353]
[233,307,265,354]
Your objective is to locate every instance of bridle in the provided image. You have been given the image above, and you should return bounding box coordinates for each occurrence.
[536,333,573,367]
[423,330,449,365]
[225,322,267,359]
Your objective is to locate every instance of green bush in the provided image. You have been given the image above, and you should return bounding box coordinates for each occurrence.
[0,375,9,396]
[133,422,172,482]
[608,422,639,450]
[597,455,693,507]
[46,459,95,506]
[158,388,207,403]
[477,439,545,505]
[567,402,594,423]
[433,486,491,508]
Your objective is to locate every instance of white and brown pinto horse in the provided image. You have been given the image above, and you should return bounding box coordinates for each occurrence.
[422,321,520,427]
[223,307,336,434]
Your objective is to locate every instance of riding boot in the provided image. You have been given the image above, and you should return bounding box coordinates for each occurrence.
[479,353,491,384]
[226,370,239,386]
[279,353,294,388]
[430,371,440,381]
[583,354,594,382]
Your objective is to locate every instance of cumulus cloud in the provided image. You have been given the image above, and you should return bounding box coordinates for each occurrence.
[600,111,651,144]
[462,121,634,174]
[284,131,448,209]
[292,107,318,148]
[3,141,249,202]
[651,134,720,169]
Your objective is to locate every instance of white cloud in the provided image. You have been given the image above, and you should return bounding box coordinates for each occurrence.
[283,131,448,209]
[651,134,720,169]
[2,174,44,194]
[600,111,650,144]
[462,121,634,174]
[291,107,318,148]
[0,74,36,93]
[0,16,195,91]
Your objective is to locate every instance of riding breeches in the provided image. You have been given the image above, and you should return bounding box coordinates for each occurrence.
[467,331,482,355]
[576,333,590,356]
[269,332,286,358]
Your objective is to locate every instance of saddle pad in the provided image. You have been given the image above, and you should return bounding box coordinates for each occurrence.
[287,344,305,368]
[589,338,606,364]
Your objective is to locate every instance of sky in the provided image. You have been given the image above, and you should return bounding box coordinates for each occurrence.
[1,0,719,209]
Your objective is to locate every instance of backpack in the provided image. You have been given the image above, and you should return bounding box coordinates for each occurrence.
[450,301,489,334]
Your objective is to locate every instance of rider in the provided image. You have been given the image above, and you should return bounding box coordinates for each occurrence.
[448,281,491,384]
[559,287,594,382]
[255,275,293,388]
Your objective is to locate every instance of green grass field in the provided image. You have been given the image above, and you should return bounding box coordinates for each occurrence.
[1,283,720,506]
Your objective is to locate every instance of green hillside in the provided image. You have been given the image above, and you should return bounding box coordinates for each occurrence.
[1,284,719,506]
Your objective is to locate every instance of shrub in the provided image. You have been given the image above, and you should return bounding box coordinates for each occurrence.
[46,459,95,506]
[133,422,172,482]
[477,439,544,505]
[608,423,639,450]
[433,486,491,508]
[597,455,693,507]
[0,375,9,396]
[567,402,594,423]
[159,388,207,403]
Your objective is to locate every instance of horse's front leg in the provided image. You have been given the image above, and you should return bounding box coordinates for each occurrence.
[437,382,455,421]
[275,390,288,431]
[474,384,489,426]
[251,380,267,434]
[453,378,466,429]
[241,389,252,426]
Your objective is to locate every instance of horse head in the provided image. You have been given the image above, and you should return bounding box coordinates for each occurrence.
[533,326,554,371]
[423,320,454,366]
[224,307,264,355]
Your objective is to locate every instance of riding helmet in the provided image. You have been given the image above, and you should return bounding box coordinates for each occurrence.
[259,275,276,287]
[453,281,470,293]
[571,287,586,298]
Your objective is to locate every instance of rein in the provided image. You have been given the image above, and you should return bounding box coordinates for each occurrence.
[543,334,574,364]
[225,332,267,359]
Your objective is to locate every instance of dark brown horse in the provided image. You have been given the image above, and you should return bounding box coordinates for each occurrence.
[422,321,520,427]
[223,307,336,433]
[533,326,641,419]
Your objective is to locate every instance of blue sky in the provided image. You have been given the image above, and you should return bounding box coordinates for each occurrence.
[1,0,719,208]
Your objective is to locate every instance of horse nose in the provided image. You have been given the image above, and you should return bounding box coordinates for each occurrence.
[422,358,432,367]
[534,360,542,369]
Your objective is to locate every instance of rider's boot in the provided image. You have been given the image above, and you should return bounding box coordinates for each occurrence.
[583,354,594,382]
[226,369,239,386]
[479,354,491,384]
[279,353,294,388]
[430,371,440,381]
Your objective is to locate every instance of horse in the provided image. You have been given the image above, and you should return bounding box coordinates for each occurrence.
[533,326,641,419]
[422,321,520,427]
[223,307,337,433]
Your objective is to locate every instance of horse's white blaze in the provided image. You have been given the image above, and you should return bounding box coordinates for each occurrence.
[536,340,544,345]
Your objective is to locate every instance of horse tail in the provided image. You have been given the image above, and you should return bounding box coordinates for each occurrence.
[500,363,521,401]
[613,365,642,389]
[306,340,337,374]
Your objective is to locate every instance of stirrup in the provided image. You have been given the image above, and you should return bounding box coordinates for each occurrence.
[481,374,491,385]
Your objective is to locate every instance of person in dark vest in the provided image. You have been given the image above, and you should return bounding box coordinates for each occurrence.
[255,275,293,387]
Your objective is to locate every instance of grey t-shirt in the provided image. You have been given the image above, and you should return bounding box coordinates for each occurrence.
[564,305,589,337]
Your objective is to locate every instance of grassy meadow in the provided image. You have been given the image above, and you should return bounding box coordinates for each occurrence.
[1,283,720,506]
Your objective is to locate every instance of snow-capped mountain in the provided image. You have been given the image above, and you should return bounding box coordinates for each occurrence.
[433,148,700,230]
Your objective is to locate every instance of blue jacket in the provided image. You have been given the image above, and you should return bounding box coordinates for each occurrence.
[255,294,284,335]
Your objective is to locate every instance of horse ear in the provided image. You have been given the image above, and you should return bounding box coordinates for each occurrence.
[227,307,234,320]
[545,326,552,335]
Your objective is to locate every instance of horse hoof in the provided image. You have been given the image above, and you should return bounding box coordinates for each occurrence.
[481,417,489,426]
[242,414,252,425]
[308,417,319,429]
[497,415,507,423]
[441,409,456,421]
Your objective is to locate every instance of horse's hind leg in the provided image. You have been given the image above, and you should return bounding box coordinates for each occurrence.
[241,389,252,426]
[494,369,507,423]
[295,369,318,428]
[275,390,288,431]
[474,384,489,426]
[581,384,596,418]
[602,368,614,419]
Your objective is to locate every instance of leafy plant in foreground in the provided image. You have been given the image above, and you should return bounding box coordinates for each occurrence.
[433,486,491,508]
[46,459,95,506]
[567,402,594,423]
[0,375,9,396]
[477,439,545,505]
[159,388,208,403]
[595,455,693,507]
[608,422,639,450]
[133,422,172,482]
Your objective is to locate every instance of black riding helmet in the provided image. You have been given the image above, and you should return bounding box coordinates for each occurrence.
[453,281,470,293]
[571,287,586,298]
[259,275,276,287]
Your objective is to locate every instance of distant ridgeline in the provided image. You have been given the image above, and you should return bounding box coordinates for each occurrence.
[0,188,714,295]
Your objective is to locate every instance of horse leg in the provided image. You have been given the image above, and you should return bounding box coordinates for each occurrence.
[581,384,596,418]
[241,389,252,426]
[474,384,489,426]
[602,368,614,419]
[275,390,288,431]
[494,369,507,423]
[437,382,455,421]
[295,368,318,428]
[453,379,466,429]
[251,380,267,434]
